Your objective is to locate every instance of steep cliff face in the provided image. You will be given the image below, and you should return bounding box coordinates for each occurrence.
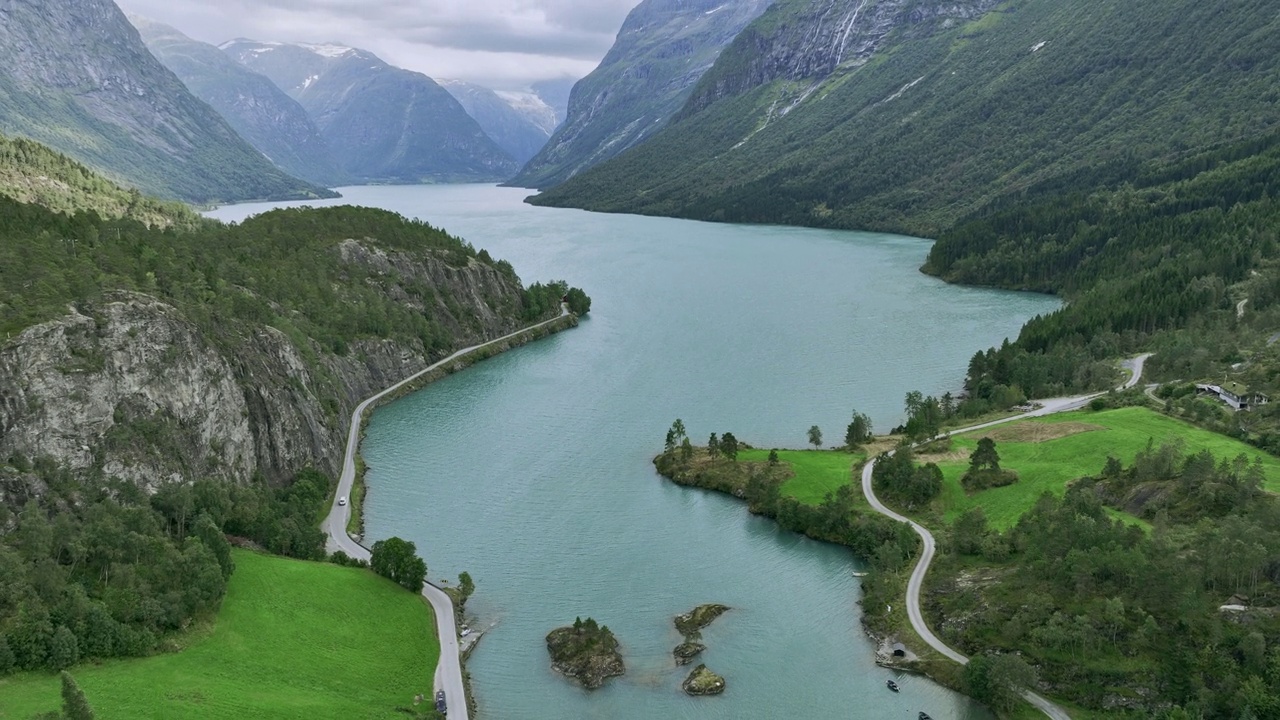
[222,39,519,183]
[0,0,329,203]
[133,17,347,188]
[509,0,774,189]
[532,0,1280,236]
[0,241,541,489]
[0,293,255,491]
[680,0,999,116]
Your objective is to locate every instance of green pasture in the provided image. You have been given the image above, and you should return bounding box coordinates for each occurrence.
[0,550,439,720]
[934,407,1280,529]
[739,448,866,505]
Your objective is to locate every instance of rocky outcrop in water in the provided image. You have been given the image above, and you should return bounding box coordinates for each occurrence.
[546,618,624,689]
[675,604,731,635]
[682,664,726,695]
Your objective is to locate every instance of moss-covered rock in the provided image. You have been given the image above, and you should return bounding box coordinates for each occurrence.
[675,604,730,636]
[673,640,706,666]
[545,617,624,690]
[682,664,726,696]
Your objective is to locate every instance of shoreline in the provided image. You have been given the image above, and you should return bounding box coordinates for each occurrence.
[322,307,581,720]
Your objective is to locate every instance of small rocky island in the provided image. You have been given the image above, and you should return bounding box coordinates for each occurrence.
[672,604,730,667]
[682,664,726,695]
[673,639,706,666]
[546,617,624,689]
[675,603,730,636]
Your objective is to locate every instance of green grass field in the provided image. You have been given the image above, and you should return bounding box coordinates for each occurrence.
[933,407,1280,529]
[0,550,439,720]
[738,448,866,505]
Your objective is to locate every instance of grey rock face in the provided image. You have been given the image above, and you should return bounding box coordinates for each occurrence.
[0,242,532,493]
[682,0,1001,115]
[510,0,774,189]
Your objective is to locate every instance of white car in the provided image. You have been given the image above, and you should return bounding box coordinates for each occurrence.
[338,496,347,506]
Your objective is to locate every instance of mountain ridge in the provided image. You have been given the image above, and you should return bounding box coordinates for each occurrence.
[0,0,331,203]
[530,0,1280,237]
[509,0,774,189]
[223,38,519,184]
[132,17,347,188]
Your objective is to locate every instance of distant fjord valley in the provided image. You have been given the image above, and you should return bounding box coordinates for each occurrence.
[4,0,1280,719]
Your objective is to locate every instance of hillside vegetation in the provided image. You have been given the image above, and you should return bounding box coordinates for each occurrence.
[533,0,1280,238]
[0,550,439,719]
[0,133,200,228]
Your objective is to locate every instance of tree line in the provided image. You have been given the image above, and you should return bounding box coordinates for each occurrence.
[0,460,331,675]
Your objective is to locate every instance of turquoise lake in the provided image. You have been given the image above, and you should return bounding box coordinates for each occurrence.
[210,185,1061,719]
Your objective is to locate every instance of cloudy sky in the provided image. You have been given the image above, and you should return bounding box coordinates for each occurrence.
[118,0,640,90]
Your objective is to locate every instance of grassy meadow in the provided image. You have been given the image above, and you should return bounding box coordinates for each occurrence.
[927,407,1280,529]
[738,448,866,505]
[0,550,439,720]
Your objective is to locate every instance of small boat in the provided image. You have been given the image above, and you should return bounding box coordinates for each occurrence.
[886,680,900,692]
[919,714,933,720]
[852,571,868,577]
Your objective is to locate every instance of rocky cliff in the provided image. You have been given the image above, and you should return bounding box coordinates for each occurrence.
[509,0,774,189]
[222,39,518,183]
[0,241,552,491]
[0,0,329,203]
[679,0,1000,116]
[133,17,347,188]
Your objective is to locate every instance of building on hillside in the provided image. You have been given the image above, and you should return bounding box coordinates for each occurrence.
[1196,382,1270,411]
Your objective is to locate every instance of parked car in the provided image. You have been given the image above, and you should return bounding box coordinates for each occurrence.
[435,690,447,715]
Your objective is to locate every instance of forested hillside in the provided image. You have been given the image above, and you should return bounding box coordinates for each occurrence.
[0,139,585,496]
[940,132,1280,438]
[0,133,200,228]
[0,137,585,686]
[532,0,1280,238]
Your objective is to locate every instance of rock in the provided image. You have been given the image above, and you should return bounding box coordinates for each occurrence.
[673,640,706,666]
[545,618,624,690]
[675,604,730,636]
[682,664,726,696]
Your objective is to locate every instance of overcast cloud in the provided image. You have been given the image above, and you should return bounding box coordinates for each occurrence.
[118,0,640,90]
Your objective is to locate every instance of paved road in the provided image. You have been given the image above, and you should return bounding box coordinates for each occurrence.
[860,354,1150,720]
[322,308,571,720]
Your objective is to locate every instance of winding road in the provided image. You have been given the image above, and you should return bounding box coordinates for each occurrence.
[860,354,1150,720]
[322,308,572,720]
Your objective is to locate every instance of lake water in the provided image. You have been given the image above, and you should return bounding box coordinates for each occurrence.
[209,186,1060,719]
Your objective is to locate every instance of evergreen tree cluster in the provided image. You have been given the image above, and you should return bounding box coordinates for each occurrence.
[928,131,1280,409]
[0,460,330,676]
[938,451,1280,717]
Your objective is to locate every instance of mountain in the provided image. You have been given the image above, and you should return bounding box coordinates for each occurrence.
[221,40,518,183]
[0,0,330,204]
[509,0,774,189]
[530,77,576,128]
[132,17,347,188]
[439,80,553,165]
[530,0,1280,237]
